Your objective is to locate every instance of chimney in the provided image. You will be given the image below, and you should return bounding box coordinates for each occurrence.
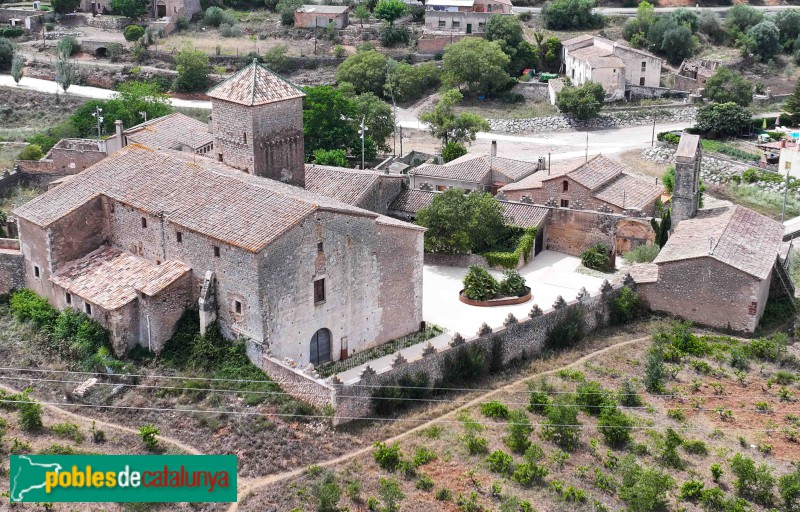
[490,140,497,158]
[115,120,124,146]
[207,114,213,134]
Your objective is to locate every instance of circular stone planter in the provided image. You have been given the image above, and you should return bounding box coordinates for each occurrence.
[459,288,532,307]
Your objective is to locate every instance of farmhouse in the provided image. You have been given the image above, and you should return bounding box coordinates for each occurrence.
[294,5,350,29]
[424,0,511,34]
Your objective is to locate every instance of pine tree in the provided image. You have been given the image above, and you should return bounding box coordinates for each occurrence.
[785,81,800,125]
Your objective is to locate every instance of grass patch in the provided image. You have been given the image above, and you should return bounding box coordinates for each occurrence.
[714,183,800,220]
[701,140,760,162]
[455,99,558,120]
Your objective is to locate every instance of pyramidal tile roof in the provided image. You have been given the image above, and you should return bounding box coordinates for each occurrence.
[207,59,306,106]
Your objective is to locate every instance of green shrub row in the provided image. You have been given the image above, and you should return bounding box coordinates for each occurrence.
[657,131,681,144]
[483,228,537,269]
[0,27,24,38]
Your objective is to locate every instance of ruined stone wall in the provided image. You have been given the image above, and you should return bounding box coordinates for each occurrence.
[262,356,335,411]
[510,82,549,102]
[49,146,107,175]
[48,197,108,270]
[545,208,618,256]
[638,258,765,332]
[15,160,56,174]
[0,239,24,295]
[331,282,624,424]
[137,271,194,353]
[356,176,405,215]
[258,211,421,366]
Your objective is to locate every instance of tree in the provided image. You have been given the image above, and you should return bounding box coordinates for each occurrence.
[775,9,800,48]
[352,92,394,152]
[419,89,489,145]
[302,85,357,154]
[354,3,370,27]
[779,466,800,512]
[650,208,671,248]
[619,458,675,512]
[695,102,751,138]
[705,67,752,106]
[555,81,604,120]
[17,144,44,161]
[671,7,699,33]
[485,15,535,75]
[725,4,763,37]
[55,51,78,93]
[378,478,404,512]
[385,61,440,103]
[785,81,800,124]
[173,46,210,93]
[123,24,145,42]
[51,0,80,14]
[540,37,562,72]
[11,52,23,84]
[442,37,510,96]
[540,395,581,451]
[597,407,633,448]
[335,49,388,96]
[313,148,348,167]
[623,1,655,47]
[659,25,695,65]
[138,424,160,451]
[276,0,302,25]
[543,0,602,30]
[442,141,466,162]
[263,44,289,73]
[109,0,149,18]
[0,38,12,72]
[744,21,781,61]
[699,11,723,43]
[114,81,173,125]
[416,189,507,254]
[374,0,406,26]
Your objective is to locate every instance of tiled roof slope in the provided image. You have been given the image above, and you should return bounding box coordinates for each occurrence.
[124,112,213,151]
[500,201,548,228]
[654,205,782,280]
[567,154,625,189]
[593,173,664,210]
[570,46,625,69]
[305,164,380,206]
[15,145,383,253]
[412,154,490,183]
[489,157,540,182]
[50,246,190,310]
[207,60,305,106]
[389,189,437,214]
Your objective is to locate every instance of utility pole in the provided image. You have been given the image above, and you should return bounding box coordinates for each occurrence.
[585,132,588,162]
[92,106,104,140]
[359,116,368,170]
[314,18,318,55]
[651,117,656,147]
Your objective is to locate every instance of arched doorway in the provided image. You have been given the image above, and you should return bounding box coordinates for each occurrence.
[310,328,332,366]
[156,0,166,17]
[94,47,107,58]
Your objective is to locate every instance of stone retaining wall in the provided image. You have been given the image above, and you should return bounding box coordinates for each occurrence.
[0,240,25,295]
[261,355,335,411]
[0,170,23,195]
[511,81,549,102]
[423,249,528,270]
[489,106,697,134]
[86,15,133,30]
[330,280,627,425]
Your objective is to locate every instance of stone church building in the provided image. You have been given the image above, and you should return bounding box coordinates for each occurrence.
[10,61,424,368]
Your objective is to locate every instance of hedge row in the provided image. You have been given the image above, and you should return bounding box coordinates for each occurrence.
[484,228,537,269]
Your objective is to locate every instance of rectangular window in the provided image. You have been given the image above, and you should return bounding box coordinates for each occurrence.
[85,303,92,315]
[34,265,40,278]
[235,300,242,314]
[141,217,147,228]
[314,279,326,303]
[317,241,324,252]
[560,199,569,208]
[452,21,460,28]
[65,293,71,305]
[176,232,183,243]
[243,132,247,144]
[786,161,792,170]
[438,20,445,27]
[213,246,220,258]
[218,153,223,162]
[641,61,646,72]
[639,77,645,86]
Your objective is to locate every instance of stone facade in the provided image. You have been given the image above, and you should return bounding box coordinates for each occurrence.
[545,208,619,256]
[672,134,701,224]
[294,5,350,29]
[0,239,24,295]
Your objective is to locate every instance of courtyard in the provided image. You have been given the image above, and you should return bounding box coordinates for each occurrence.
[422,250,608,336]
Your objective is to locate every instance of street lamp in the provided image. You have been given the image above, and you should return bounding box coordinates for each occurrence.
[358,116,368,170]
[91,106,104,140]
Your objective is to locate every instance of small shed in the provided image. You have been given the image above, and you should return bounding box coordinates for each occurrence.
[294,5,350,29]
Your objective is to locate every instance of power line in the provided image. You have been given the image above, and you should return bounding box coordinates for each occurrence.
[1,375,798,414]
[0,398,793,433]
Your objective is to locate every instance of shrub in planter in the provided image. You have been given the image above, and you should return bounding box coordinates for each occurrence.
[580,243,610,271]
[463,265,499,301]
[499,269,527,296]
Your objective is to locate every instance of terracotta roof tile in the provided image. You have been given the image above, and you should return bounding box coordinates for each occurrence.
[593,173,664,210]
[654,205,783,280]
[411,154,490,183]
[207,60,305,106]
[305,164,380,205]
[15,145,382,253]
[50,246,190,310]
[500,201,548,228]
[124,113,214,151]
[570,46,625,69]
[389,189,437,214]
[563,154,625,190]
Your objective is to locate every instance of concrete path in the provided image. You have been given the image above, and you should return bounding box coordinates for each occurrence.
[0,74,212,109]
[423,250,608,336]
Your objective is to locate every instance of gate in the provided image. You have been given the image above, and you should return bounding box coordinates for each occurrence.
[534,228,544,255]
[310,328,332,365]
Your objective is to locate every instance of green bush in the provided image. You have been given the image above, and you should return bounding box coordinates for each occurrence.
[498,269,527,296]
[598,407,634,448]
[541,395,581,451]
[483,228,537,270]
[618,379,643,407]
[57,36,79,57]
[619,457,675,512]
[683,439,708,456]
[680,478,705,501]
[10,289,58,330]
[779,466,800,512]
[0,27,24,38]
[623,243,660,264]
[528,387,550,414]
[576,380,615,416]
[481,400,510,419]
[123,25,145,42]
[644,345,666,394]
[543,0,603,30]
[18,399,44,432]
[487,450,514,475]
[373,442,403,472]
[442,141,467,163]
[379,25,410,48]
[610,287,647,325]
[138,424,159,451]
[504,409,533,454]
[17,144,44,161]
[730,453,775,507]
[462,265,499,301]
[441,344,488,386]
[546,305,586,349]
[657,131,681,144]
[580,243,611,271]
[372,371,431,415]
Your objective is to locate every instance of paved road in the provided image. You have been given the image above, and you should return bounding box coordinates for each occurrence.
[513,4,799,16]
[0,74,212,109]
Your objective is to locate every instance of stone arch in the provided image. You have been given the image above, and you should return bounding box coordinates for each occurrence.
[94,47,107,58]
[615,218,655,255]
[309,328,332,366]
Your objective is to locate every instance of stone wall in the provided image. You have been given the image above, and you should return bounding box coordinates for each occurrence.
[0,239,24,295]
[545,208,619,257]
[85,15,133,30]
[263,356,336,411]
[0,170,23,194]
[15,159,56,174]
[627,85,684,100]
[488,106,696,134]
[511,82,549,102]
[423,249,528,270]
[330,280,626,425]
[417,33,477,54]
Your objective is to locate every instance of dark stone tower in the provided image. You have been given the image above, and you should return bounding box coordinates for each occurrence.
[672,133,701,225]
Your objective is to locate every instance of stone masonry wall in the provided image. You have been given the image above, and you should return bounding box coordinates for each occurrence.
[330,281,626,425]
[545,208,620,257]
[511,82,549,102]
[262,356,335,411]
[0,239,24,295]
[489,106,696,134]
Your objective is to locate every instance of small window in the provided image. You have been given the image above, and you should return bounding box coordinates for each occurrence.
[487,4,492,11]
[65,293,71,305]
[156,260,161,265]
[562,180,569,192]
[34,265,40,278]
[243,132,247,144]
[317,241,324,252]
[639,77,645,86]
[641,61,646,72]
[314,279,326,303]
[235,300,242,314]
[176,232,183,243]
[560,199,569,208]
[218,153,223,162]
[438,20,445,28]
[452,21,460,28]
[173,5,176,12]
[85,303,92,315]
[478,22,485,29]
[213,246,220,258]
[141,217,147,228]
[786,161,792,170]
